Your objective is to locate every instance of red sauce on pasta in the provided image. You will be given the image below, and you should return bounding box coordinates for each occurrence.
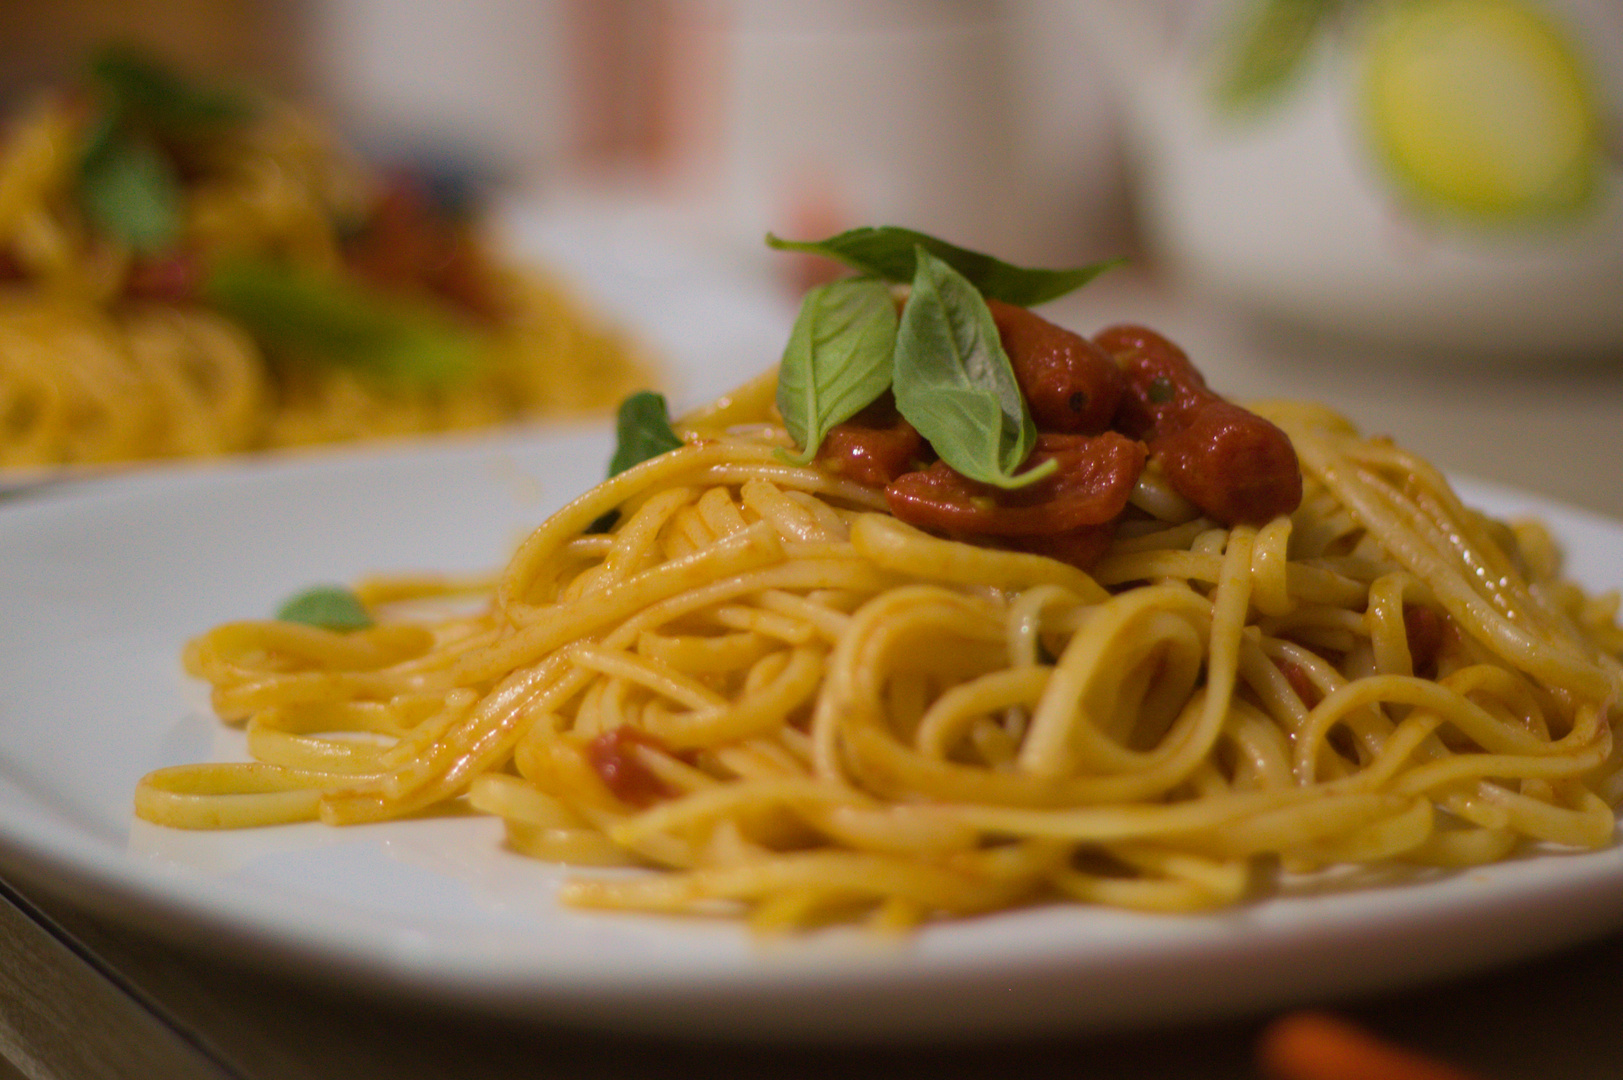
[585,727,676,806]
[818,307,1305,569]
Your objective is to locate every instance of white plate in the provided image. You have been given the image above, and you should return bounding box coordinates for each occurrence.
[1,431,1622,1043]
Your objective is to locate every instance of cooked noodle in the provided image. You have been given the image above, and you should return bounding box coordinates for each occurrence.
[136,373,1623,932]
[0,87,645,469]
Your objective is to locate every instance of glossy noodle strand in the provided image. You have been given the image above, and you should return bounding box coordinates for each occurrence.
[136,393,1623,930]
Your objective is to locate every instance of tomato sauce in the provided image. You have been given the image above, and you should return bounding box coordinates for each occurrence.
[885,432,1145,537]
[815,396,927,486]
[812,308,1304,571]
[584,727,676,807]
[1095,323,1302,526]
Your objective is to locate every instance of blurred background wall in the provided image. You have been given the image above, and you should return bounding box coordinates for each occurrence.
[0,0,306,100]
[3,0,1617,360]
[0,0,1137,268]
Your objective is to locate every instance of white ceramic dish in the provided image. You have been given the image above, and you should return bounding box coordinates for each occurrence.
[0,431,1620,1043]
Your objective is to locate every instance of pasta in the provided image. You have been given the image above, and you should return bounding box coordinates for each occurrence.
[135,233,1623,934]
[0,52,646,470]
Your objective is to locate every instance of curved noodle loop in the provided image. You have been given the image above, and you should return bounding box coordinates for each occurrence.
[138,394,1623,932]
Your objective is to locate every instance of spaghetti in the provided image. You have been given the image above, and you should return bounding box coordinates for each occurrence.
[0,51,646,469]
[136,237,1623,934]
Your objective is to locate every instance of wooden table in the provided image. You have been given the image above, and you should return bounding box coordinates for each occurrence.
[2,263,1620,1080]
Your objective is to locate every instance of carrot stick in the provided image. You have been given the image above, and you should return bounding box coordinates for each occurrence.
[1257,1011,1489,1080]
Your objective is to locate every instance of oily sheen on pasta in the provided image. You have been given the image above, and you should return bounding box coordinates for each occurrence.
[137,324,1623,932]
[0,56,644,469]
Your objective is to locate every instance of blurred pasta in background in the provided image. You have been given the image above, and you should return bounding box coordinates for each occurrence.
[0,46,649,470]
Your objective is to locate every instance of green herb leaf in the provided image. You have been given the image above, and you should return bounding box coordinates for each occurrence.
[275,585,373,630]
[1211,0,1342,113]
[608,391,684,477]
[205,258,480,385]
[766,226,1121,307]
[776,276,898,463]
[77,129,183,252]
[587,392,685,534]
[892,247,1053,490]
[74,47,257,252]
[89,45,256,136]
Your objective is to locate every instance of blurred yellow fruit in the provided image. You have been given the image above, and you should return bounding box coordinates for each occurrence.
[1361,0,1602,221]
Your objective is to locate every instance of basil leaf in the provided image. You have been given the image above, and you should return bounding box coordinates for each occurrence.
[776,276,898,463]
[608,391,684,477]
[75,48,256,252]
[276,585,373,631]
[892,247,1053,490]
[77,129,182,252]
[89,46,256,136]
[205,258,479,385]
[585,392,684,534]
[766,226,1121,307]
[1211,0,1342,113]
